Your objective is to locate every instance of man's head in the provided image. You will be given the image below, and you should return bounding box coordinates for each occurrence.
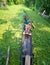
[24,15,29,20]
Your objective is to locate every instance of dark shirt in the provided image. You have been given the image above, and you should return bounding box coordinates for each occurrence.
[25,19,30,24]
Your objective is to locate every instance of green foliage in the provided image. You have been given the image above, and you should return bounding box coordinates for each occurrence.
[15,0,23,4]
[0,47,7,65]
[0,0,50,15]
[7,0,23,5]
[24,0,30,6]
[24,0,35,7]
[0,19,7,24]
[0,5,50,65]
[35,0,50,15]
[24,7,50,65]
[13,0,17,4]
[7,0,14,5]
[0,5,23,65]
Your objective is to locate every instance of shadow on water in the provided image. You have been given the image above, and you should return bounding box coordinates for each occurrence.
[0,19,7,24]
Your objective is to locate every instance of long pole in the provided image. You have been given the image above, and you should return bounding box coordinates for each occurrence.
[6,46,10,65]
[25,55,30,65]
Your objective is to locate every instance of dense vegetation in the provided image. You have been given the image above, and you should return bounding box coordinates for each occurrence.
[0,0,50,65]
[0,5,50,65]
[0,5,23,65]
[0,0,50,15]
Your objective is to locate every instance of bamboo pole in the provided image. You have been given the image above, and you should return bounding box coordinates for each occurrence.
[25,55,30,65]
[6,46,10,65]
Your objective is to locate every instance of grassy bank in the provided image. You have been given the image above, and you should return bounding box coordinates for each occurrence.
[0,5,50,65]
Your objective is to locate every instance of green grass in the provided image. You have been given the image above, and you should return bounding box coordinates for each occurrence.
[0,5,24,65]
[0,5,50,65]
[25,8,50,65]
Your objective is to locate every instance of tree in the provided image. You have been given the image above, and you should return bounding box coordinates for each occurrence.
[35,0,50,15]
[7,0,14,5]
[13,0,23,4]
